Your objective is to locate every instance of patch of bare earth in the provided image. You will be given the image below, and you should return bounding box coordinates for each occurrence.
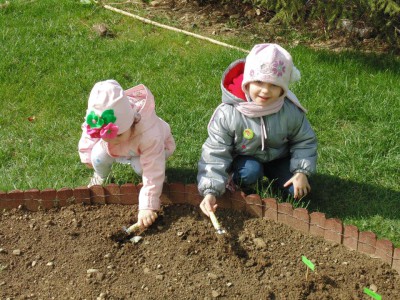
[1,203,399,299]
[121,0,394,54]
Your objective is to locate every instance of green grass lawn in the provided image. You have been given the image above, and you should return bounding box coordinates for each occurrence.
[1,0,399,246]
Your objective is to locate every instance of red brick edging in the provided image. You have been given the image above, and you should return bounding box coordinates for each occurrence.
[1,182,399,274]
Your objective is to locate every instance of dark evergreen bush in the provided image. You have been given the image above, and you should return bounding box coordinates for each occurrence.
[208,0,400,50]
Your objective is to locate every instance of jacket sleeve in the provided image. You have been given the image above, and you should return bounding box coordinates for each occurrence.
[197,105,235,197]
[288,108,318,176]
[137,134,167,211]
[78,122,100,164]
[162,121,176,158]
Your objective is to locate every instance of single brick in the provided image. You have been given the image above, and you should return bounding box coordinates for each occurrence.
[39,188,57,210]
[230,191,246,212]
[324,218,343,244]
[393,248,400,275]
[245,194,262,218]
[292,208,310,234]
[309,212,326,237]
[73,186,91,204]
[375,239,394,265]
[56,188,74,207]
[262,198,277,222]
[343,225,359,251]
[169,183,186,204]
[358,231,377,255]
[185,183,202,207]
[0,191,9,210]
[277,202,293,227]
[105,184,121,204]
[120,183,138,205]
[6,190,25,209]
[24,189,41,211]
[90,185,105,204]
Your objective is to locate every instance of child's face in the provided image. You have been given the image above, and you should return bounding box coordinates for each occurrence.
[248,81,283,106]
[102,127,132,145]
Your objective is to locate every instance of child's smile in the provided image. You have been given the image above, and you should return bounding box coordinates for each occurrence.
[248,81,283,106]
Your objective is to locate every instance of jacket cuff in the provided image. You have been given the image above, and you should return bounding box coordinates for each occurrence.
[294,169,311,177]
[203,189,219,197]
[138,195,161,211]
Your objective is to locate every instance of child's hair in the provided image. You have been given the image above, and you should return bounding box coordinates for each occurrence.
[241,44,301,98]
[85,80,137,139]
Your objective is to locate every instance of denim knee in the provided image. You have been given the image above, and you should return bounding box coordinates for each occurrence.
[233,158,263,186]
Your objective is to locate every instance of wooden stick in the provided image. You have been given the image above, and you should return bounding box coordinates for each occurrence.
[103,4,249,54]
[209,212,221,230]
[125,222,140,234]
[123,212,158,234]
[209,212,226,234]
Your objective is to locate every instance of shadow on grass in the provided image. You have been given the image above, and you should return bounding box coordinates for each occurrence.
[308,174,400,220]
[166,167,197,184]
[310,46,400,74]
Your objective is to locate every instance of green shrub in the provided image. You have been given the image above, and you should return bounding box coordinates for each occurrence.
[218,0,399,51]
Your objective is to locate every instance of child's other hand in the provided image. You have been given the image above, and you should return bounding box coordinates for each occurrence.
[138,210,157,228]
[200,194,217,217]
[284,173,311,199]
[85,163,93,169]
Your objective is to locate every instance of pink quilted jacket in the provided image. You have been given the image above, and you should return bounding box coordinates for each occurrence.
[78,84,176,210]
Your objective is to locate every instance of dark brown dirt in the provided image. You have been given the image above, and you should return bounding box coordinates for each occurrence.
[137,0,394,54]
[1,203,399,299]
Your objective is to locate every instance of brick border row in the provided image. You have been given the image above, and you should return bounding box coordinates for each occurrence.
[1,182,399,274]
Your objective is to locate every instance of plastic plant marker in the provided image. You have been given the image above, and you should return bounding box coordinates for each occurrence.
[301,256,315,271]
[363,288,382,300]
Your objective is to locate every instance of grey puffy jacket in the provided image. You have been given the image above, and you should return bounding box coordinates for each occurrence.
[197,59,317,197]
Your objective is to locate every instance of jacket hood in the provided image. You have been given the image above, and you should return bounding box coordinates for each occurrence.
[221,59,247,106]
[124,84,158,135]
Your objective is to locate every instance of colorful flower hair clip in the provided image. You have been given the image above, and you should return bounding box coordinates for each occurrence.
[86,109,119,139]
[100,123,119,139]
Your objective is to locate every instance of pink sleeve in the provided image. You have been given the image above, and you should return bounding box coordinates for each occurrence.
[137,138,167,211]
[78,122,99,164]
[164,124,176,158]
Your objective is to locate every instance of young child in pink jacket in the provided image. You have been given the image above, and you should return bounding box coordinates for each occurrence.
[78,80,176,228]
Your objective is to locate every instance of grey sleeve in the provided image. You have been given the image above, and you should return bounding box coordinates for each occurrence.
[197,106,234,197]
[288,112,318,176]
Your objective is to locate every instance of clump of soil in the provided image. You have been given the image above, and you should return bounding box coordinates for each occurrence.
[1,203,399,299]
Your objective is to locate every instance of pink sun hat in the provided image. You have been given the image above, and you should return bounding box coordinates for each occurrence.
[85,80,135,138]
[241,43,301,98]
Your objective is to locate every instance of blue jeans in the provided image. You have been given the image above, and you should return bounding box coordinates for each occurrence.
[232,156,295,196]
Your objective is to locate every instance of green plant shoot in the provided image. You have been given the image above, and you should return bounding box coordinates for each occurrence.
[301,256,315,271]
[363,287,382,300]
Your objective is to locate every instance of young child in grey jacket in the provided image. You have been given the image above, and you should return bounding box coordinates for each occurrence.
[197,43,317,217]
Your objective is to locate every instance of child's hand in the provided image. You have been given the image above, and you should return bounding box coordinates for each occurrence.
[284,173,311,199]
[85,163,93,169]
[199,194,217,217]
[138,210,157,228]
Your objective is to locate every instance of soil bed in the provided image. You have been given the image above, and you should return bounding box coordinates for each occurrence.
[1,203,399,299]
